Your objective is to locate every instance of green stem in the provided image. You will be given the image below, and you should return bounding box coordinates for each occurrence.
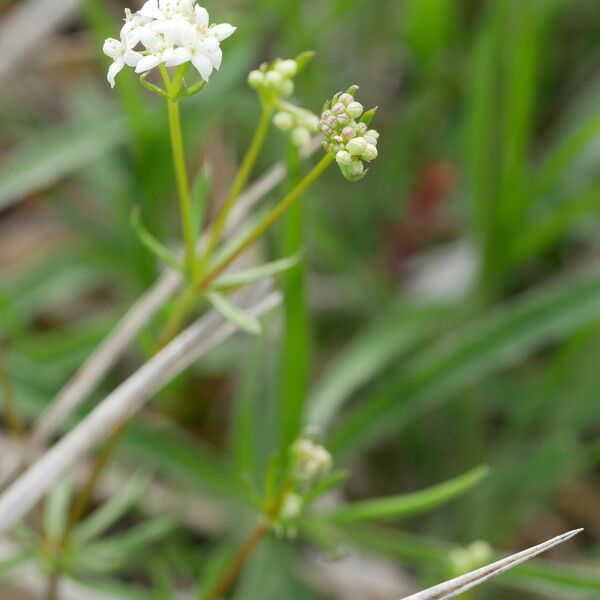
[199,153,334,291]
[280,140,310,449]
[161,66,197,279]
[197,106,274,275]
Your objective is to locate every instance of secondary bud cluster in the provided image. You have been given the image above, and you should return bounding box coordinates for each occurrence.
[290,438,333,484]
[320,87,379,181]
[273,105,319,148]
[248,58,299,99]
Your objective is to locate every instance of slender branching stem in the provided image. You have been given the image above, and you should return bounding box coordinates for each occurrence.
[159,152,333,345]
[199,480,292,600]
[161,65,197,279]
[197,105,274,276]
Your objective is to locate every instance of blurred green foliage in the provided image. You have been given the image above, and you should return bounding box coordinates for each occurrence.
[1,0,600,598]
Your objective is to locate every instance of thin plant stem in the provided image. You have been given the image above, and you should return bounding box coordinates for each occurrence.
[0,347,24,439]
[159,153,334,345]
[161,65,197,279]
[199,480,292,600]
[197,106,274,275]
[279,140,310,449]
[198,153,334,291]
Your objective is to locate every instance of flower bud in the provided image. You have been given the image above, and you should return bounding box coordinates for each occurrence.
[332,102,346,115]
[338,93,353,105]
[280,79,295,97]
[362,143,378,161]
[346,101,364,118]
[346,136,367,156]
[356,122,368,135]
[340,159,365,182]
[273,111,295,131]
[341,127,356,141]
[364,134,378,146]
[366,129,380,140]
[275,59,298,78]
[291,127,312,147]
[281,493,303,520]
[336,150,353,166]
[264,70,283,88]
[247,70,264,88]
[305,114,320,132]
[337,114,350,125]
[290,439,333,482]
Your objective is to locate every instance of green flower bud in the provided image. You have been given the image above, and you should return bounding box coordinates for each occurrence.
[346,101,364,118]
[280,79,295,97]
[361,143,378,161]
[291,127,312,147]
[275,59,298,78]
[340,159,365,182]
[336,150,353,166]
[273,111,295,131]
[346,136,367,156]
[264,70,283,88]
[247,70,264,88]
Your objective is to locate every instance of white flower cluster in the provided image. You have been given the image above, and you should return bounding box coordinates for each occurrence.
[103,0,236,88]
[248,59,298,98]
[290,438,333,483]
[320,88,379,181]
[273,106,319,148]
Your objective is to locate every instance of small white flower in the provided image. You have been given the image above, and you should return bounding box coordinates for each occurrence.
[291,439,333,482]
[103,32,143,88]
[176,20,222,80]
[135,28,189,74]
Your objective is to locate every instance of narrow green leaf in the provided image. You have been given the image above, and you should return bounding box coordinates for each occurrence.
[206,292,262,335]
[212,255,301,291]
[43,477,74,542]
[130,208,183,274]
[73,471,151,545]
[295,51,316,74]
[361,107,378,126]
[326,465,489,523]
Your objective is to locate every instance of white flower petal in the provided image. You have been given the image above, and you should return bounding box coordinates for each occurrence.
[107,60,124,88]
[163,46,191,67]
[103,38,122,61]
[124,50,143,68]
[191,53,213,81]
[194,5,209,27]
[138,26,162,52]
[176,19,198,47]
[209,48,222,70]
[139,0,163,20]
[210,23,236,41]
[135,54,162,74]
[199,37,219,53]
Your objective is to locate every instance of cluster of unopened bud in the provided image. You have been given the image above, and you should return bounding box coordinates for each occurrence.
[320,87,379,181]
[273,106,319,148]
[248,58,298,98]
[290,438,333,484]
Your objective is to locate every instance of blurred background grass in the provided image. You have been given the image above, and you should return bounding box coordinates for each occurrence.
[0,0,599,598]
